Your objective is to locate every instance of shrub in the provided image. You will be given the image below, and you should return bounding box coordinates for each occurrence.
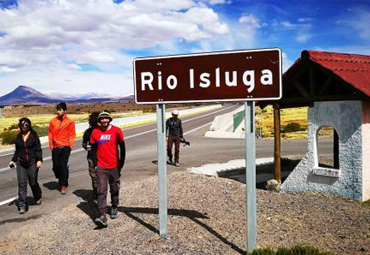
[283,122,301,133]
[247,246,335,255]
[247,247,275,255]
[33,126,49,137]
[1,130,17,145]
[7,123,18,131]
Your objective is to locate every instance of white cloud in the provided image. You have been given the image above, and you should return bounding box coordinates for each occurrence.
[341,8,370,41]
[0,66,17,73]
[282,51,294,72]
[239,14,261,28]
[0,0,230,95]
[296,33,312,43]
[67,63,82,70]
[298,18,312,23]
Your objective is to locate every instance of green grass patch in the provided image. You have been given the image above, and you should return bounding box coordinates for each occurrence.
[0,130,17,145]
[33,125,49,137]
[362,199,370,208]
[247,245,335,255]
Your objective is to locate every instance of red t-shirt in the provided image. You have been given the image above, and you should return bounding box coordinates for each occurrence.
[90,125,124,169]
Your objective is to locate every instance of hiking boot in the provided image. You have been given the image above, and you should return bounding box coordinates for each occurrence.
[174,162,180,167]
[95,215,108,228]
[19,208,26,214]
[110,207,118,219]
[35,198,42,205]
[61,186,67,195]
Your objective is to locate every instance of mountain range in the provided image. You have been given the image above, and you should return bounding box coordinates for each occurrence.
[0,86,134,106]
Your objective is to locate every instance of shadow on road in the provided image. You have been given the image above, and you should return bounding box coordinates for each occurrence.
[73,191,244,253]
[73,189,100,226]
[118,206,245,254]
[43,181,59,191]
[0,214,43,226]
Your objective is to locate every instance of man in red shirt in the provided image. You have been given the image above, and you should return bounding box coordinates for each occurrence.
[90,111,126,228]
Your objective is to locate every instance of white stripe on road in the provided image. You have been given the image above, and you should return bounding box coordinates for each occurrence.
[184,121,213,136]
[0,196,17,207]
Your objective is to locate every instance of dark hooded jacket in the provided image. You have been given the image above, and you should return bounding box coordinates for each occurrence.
[12,130,43,167]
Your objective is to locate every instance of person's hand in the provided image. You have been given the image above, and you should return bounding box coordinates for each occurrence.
[166,137,168,141]
[36,161,42,169]
[9,161,15,168]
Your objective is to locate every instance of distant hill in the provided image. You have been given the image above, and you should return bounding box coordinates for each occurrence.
[0,85,134,106]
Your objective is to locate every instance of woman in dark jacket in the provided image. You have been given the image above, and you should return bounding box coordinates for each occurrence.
[9,117,43,214]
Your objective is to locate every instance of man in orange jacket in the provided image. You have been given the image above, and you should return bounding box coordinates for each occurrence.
[48,102,75,195]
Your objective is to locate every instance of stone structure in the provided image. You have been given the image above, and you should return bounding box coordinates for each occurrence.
[282,100,370,202]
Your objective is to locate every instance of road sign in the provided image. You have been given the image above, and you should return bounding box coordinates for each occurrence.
[134,48,282,104]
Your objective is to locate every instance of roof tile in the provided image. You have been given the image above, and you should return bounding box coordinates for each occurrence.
[302,50,370,97]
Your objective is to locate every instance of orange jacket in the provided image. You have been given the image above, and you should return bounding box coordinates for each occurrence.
[48,115,76,149]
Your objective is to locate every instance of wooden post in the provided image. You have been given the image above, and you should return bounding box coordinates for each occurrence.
[273,104,281,183]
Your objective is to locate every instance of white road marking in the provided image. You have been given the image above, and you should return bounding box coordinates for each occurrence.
[0,196,17,207]
[184,121,213,135]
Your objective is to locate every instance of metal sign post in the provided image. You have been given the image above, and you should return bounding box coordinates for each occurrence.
[134,48,282,251]
[245,101,256,251]
[156,104,168,238]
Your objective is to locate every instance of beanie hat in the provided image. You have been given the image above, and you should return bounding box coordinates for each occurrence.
[98,111,112,121]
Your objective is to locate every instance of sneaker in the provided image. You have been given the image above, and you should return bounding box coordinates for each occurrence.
[167,160,173,165]
[35,198,42,205]
[61,186,67,195]
[19,208,26,214]
[110,207,118,219]
[95,215,108,228]
[174,162,180,167]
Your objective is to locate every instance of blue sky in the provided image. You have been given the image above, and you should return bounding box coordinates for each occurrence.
[0,0,369,97]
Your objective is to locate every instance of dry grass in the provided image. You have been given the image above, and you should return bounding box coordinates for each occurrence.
[256,106,308,139]
[1,106,311,139]
[0,111,145,132]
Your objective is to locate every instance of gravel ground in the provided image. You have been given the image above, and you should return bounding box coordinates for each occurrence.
[0,171,369,255]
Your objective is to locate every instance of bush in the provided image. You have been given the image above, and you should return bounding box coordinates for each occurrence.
[33,126,49,137]
[247,246,335,255]
[0,130,17,145]
[283,122,301,133]
[247,247,275,255]
[7,124,18,131]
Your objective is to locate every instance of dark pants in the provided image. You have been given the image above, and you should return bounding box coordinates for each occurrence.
[96,167,120,216]
[52,146,71,187]
[16,161,42,209]
[167,136,181,163]
[87,158,98,197]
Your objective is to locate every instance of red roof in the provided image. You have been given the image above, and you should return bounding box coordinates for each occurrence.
[301,50,370,97]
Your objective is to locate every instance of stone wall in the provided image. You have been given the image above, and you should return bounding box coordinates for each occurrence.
[0,102,156,117]
[0,102,207,117]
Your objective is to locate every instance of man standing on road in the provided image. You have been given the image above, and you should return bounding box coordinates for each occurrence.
[166,110,183,167]
[90,111,126,228]
[48,102,75,195]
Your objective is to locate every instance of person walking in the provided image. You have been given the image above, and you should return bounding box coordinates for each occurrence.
[48,102,75,195]
[166,110,183,167]
[82,112,99,201]
[9,118,42,214]
[90,111,126,228]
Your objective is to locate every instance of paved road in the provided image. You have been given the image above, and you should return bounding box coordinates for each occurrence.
[0,104,331,235]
